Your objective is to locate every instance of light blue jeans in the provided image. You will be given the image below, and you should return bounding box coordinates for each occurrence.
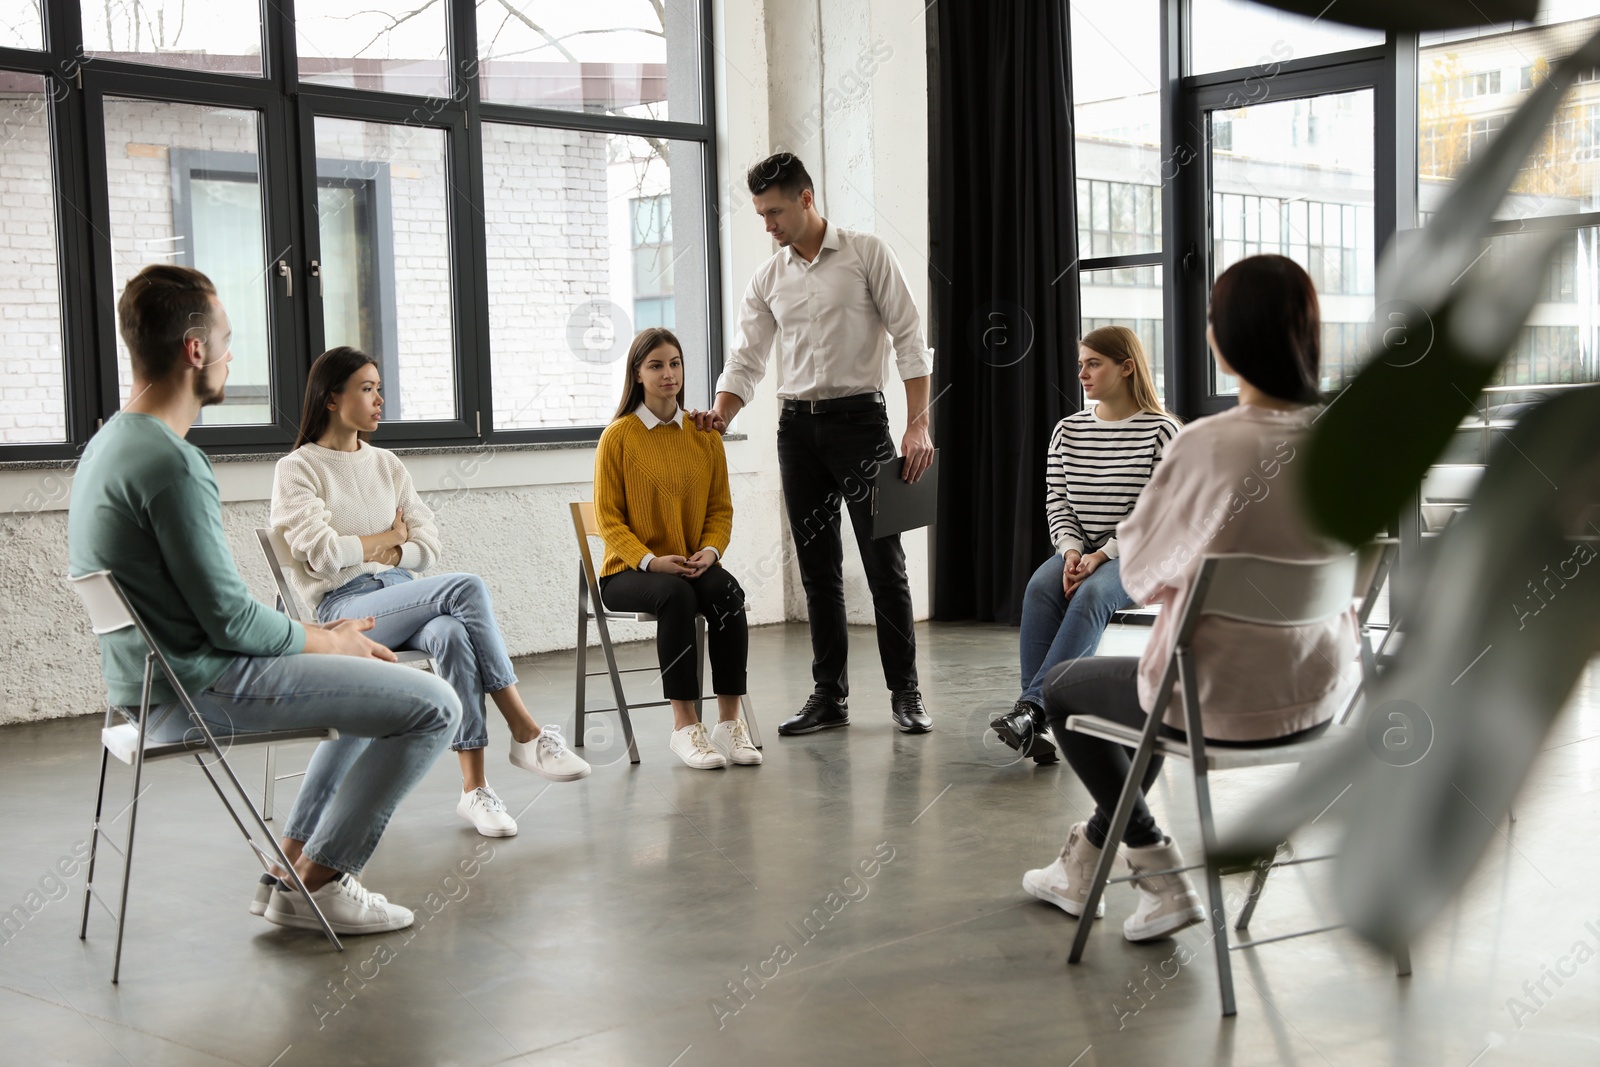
[1017,554,1133,709]
[139,653,461,876]
[317,570,520,752]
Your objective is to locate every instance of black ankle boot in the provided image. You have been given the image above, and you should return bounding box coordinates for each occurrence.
[990,700,1058,764]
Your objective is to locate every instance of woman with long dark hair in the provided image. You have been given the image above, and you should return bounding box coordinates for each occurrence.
[991,326,1180,766]
[271,347,590,840]
[592,328,756,770]
[1022,255,1357,942]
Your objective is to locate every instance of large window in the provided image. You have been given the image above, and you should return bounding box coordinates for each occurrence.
[0,0,717,460]
[1069,0,1166,401]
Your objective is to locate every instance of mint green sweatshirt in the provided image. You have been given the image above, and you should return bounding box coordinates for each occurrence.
[67,414,305,706]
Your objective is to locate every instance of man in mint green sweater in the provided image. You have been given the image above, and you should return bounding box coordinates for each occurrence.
[68,264,461,936]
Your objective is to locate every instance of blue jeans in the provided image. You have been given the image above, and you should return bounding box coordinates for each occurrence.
[139,654,461,876]
[318,570,519,752]
[1017,555,1133,708]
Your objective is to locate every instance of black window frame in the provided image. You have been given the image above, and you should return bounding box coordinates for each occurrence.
[0,0,721,461]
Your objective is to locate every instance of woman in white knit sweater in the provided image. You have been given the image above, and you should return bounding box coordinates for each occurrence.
[271,347,590,839]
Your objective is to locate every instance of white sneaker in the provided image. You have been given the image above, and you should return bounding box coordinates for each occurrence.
[263,873,414,935]
[709,718,762,765]
[250,873,278,916]
[1022,822,1108,919]
[670,723,727,769]
[456,785,519,837]
[509,724,593,782]
[1122,836,1206,942]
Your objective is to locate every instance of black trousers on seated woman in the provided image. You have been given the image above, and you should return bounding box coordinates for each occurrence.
[1042,657,1328,851]
[599,565,748,700]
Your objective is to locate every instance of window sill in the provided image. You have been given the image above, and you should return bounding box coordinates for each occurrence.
[0,433,748,472]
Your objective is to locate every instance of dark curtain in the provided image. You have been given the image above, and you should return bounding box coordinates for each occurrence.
[929,0,1080,623]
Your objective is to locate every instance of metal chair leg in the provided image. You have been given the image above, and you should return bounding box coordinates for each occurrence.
[1394,944,1412,976]
[694,616,706,725]
[112,660,157,983]
[574,580,589,748]
[1180,649,1235,1016]
[1235,852,1276,931]
[1191,761,1236,1016]
[262,744,278,821]
[80,740,111,940]
[593,610,639,763]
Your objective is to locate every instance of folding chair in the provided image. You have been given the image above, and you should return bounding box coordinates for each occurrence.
[1063,543,1409,1017]
[253,528,436,819]
[569,501,762,764]
[70,570,343,982]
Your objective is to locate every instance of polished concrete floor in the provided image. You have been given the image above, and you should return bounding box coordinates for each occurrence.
[2,620,1598,1066]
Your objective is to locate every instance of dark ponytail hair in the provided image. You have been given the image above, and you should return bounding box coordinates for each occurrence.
[612,328,684,421]
[295,346,381,448]
[1209,255,1322,403]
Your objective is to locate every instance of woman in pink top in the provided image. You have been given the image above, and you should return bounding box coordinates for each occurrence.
[1021,255,1359,943]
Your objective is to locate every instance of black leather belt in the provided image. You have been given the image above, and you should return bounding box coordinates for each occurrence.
[780,392,885,415]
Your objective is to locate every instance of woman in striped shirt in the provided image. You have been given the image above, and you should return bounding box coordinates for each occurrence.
[992,326,1179,765]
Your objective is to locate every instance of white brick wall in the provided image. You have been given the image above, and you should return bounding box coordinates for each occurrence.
[0,91,67,444]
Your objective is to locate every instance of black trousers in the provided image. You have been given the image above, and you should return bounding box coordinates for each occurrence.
[1041,656,1329,850]
[600,565,748,701]
[776,405,917,698]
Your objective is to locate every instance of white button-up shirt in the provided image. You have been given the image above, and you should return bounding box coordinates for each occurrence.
[716,222,933,403]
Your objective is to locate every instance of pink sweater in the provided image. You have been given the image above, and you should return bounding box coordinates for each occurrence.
[1118,404,1360,741]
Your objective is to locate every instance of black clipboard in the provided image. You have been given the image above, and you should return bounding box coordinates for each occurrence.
[869,450,939,538]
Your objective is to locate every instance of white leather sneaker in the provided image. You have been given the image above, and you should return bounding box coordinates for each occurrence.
[709,718,762,765]
[669,723,727,769]
[263,874,414,935]
[509,724,593,782]
[456,785,519,837]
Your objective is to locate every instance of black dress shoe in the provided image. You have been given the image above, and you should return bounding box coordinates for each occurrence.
[778,692,850,735]
[990,700,1058,764]
[890,689,933,733]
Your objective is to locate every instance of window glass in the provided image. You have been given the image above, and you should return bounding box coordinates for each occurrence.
[1419,13,1600,221]
[1071,0,1160,256]
[1081,266,1166,404]
[482,125,706,429]
[1,1,43,50]
[298,1,450,97]
[83,0,263,74]
[476,0,701,121]
[1,72,66,442]
[103,98,274,426]
[314,117,457,422]
[1207,90,1376,394]
[1189,0,1382,76]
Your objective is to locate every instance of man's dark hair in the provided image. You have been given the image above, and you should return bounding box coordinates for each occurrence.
[1209,254,1322,403]
[747,153,814,199]
[117,264,218,380]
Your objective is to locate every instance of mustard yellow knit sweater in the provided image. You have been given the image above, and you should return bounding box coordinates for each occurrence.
[593,414,733,577]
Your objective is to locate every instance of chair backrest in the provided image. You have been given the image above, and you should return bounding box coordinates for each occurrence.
[255,528,314,623]
[69,570,137,635]
[1188,552,1360,631]
[69,569,186,704]
[569,502,604,590]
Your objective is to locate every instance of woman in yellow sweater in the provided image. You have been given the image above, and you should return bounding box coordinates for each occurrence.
[594,328,758,770]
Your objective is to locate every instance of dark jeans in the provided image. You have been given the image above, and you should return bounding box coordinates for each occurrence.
[600,565,748,700]
[1042,657,1329,850]
[776,404,917,698]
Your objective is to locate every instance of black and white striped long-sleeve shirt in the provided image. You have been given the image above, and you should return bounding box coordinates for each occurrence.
[1046,408,1180,559]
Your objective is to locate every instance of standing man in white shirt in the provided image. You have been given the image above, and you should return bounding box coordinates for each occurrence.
[693,153,936,736]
